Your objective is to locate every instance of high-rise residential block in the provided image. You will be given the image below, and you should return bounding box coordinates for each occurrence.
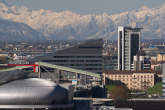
[118,26,142,70]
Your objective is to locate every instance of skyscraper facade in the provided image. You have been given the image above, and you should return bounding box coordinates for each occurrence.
[118,26,142,70]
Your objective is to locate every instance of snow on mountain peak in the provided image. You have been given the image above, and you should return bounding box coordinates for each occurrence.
[0,0,9,6]
[0,1,165,40]
[139,6,150,11]
[160,2,165,9]
[159,3,165,13]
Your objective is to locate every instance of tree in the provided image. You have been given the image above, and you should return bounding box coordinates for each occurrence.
[110,85,129,100]
[147,83,162,96]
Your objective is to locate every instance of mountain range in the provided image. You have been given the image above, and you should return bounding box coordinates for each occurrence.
[0,18,45,42]
[0,1,165,41]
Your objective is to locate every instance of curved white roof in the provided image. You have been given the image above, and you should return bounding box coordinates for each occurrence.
[0,78,67,105]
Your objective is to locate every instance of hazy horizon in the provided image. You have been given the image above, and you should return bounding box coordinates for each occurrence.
[6,0,165,15]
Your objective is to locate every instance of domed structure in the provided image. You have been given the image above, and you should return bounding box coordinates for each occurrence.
[0,78,68,106]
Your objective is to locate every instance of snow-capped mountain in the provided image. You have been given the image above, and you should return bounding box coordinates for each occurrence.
[0,18,45,42]
[0,0,8,5]
[0,1,165,40]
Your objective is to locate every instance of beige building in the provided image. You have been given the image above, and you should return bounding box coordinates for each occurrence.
[157,53,165,62]
[0,53,8,57]
[103,70,155,90]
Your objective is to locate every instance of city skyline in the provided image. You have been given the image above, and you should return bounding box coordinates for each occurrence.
[0,0,165,110]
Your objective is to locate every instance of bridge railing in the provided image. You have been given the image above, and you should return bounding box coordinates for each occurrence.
[36,62,101,79]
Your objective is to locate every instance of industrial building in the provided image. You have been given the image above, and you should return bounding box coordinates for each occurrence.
[35,39,103,74]
[118,26,142,70]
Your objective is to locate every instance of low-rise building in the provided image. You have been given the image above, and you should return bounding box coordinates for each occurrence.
[103,70,155,90]
[157,53,165,62]
[132,55,151,71]
[151,61,165,71]
[162,63,165,97]
[0,53,8,57]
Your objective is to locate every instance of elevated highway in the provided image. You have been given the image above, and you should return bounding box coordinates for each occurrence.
[0,62,102,86]
[36,62,101,78]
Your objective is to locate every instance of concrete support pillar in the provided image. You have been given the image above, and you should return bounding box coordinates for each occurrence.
[57,70,60,84]
[38,65,41,78]
[76,72,78,85]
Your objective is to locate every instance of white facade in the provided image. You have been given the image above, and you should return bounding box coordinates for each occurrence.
[133,55,151,71]
[118,26,141,70]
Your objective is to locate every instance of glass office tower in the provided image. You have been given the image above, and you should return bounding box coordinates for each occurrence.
[118,26,142,70]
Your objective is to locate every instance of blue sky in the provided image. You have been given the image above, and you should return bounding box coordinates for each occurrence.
[7,0,165,14]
